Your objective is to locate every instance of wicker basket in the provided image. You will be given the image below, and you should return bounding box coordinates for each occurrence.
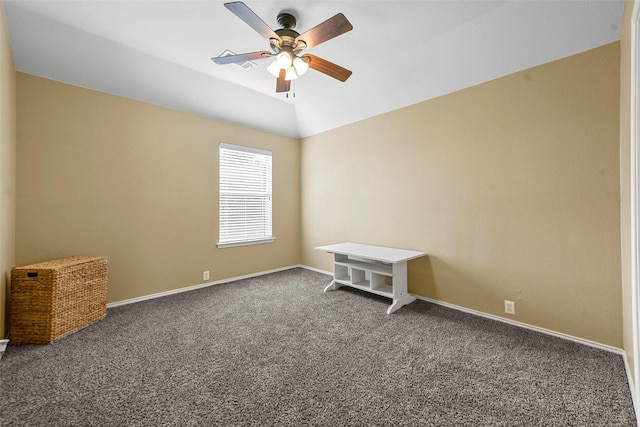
[10,256,108,344]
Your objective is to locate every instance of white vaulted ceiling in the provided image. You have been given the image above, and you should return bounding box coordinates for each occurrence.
[2,0,625,138]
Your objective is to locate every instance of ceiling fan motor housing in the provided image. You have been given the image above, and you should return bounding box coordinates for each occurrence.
[274,12,303,52]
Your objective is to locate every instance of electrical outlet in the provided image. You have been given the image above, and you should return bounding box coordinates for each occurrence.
[504,300,515,315]
[203,271,210,281]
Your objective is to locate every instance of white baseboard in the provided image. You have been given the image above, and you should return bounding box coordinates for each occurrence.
[107,264,303,308]
[300,265,332,276]
[413,295,624,355]
[299,264,625,354]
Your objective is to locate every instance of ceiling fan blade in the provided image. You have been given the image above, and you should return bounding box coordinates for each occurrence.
[295,13,353,49]
[276,68,291,93]
[224,2,280,42]
[212,51,271,65]
[304,54,352,82]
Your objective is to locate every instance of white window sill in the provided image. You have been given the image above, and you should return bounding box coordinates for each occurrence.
[217,237,276,249]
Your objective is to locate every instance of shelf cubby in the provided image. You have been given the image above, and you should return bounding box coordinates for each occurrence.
[334,264,349,282]
[370,273,393,297]
[351,268,366,285]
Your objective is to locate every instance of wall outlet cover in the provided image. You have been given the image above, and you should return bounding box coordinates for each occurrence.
[504,300,516,315]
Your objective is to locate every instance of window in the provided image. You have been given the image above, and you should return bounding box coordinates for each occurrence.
[218,143,274,248]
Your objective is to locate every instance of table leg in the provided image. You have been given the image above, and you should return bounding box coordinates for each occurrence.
[387,294,417,314]
[324,280,340,292]
[387,261,415,314]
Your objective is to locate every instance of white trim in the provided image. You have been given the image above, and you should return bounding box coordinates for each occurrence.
[217,237,275,249]
[106,264,301,308]
[631,0,640,421]
[299,264,332,276]
[413,295,624,355]
[219,142,272,157]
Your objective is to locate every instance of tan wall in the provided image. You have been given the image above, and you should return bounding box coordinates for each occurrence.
[301,42,622,347]
[0,3,16,338]
[16,73,300,303]
[12,29,624,350]
[620,0,637,384]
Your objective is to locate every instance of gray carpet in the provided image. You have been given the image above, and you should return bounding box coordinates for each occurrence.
[0,268,636,426]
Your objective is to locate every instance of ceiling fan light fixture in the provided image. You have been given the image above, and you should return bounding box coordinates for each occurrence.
[285,66,298,81]
[275,51,293,69]
[293,56,310,76]
[267,60,281,78]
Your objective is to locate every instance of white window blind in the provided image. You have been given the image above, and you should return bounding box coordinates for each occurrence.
[218,143,274,248]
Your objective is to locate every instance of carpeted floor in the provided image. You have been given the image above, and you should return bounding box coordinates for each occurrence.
[0,268,636,426]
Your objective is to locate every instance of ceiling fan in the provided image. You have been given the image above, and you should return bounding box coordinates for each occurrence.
[212,1,353,93]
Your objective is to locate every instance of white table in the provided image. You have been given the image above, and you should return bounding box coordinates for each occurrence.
[315,243,427,314]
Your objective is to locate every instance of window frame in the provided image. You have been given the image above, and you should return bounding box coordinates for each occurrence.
[217,143,275,249]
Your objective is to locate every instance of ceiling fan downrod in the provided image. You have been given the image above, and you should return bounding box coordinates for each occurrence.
[277,12,296,30]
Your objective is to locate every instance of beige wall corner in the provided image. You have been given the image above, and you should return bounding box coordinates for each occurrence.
[15,73,301,304]
[0,2,16,339]
[302,42,622,347]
